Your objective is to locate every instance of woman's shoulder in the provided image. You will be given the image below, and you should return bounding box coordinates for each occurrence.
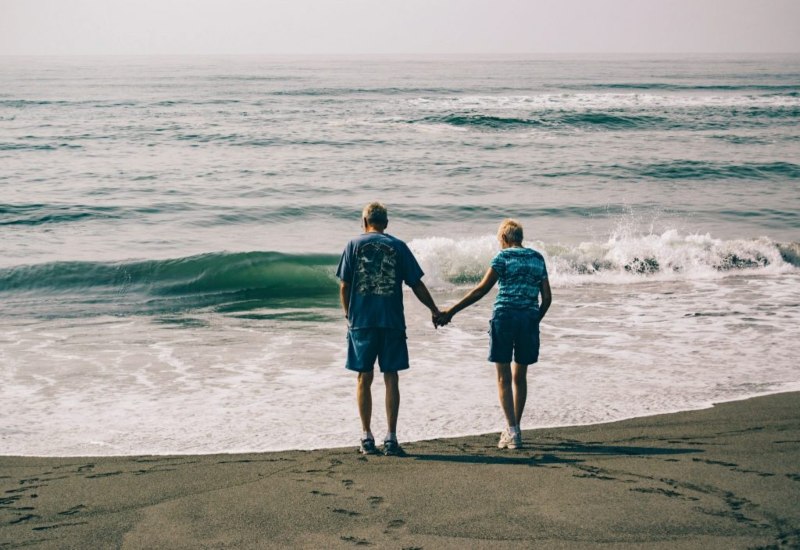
[524,247,545,260]
[507,246,541,256]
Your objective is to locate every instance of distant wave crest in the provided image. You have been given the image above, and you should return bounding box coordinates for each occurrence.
[580,83,800,92]
[630,160,800,180]
[413,109,797,132]
[416,111,670,130]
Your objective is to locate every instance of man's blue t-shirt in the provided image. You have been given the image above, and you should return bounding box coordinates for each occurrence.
[336,232,424,330]
[490,247,548,314]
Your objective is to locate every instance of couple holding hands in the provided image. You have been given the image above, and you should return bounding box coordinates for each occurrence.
[337,202,552,456]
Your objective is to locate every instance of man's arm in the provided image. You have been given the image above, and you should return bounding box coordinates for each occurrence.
[410,280,440,326]
[538,277,552,321]
[339,281,351,320]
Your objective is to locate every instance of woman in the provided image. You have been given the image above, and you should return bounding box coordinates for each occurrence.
[438,219,551,449]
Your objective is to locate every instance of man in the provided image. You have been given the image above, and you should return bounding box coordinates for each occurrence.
[336,202,440,456]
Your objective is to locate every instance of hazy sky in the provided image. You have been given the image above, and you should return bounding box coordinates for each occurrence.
[2,0,799,55]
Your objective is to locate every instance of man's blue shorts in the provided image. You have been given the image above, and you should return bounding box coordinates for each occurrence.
[346,328,410,373]
[488,310,540,365]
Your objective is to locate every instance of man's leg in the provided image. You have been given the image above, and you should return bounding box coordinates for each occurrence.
[495,363,517,428]
[382,371,405,456]
[357,371,374,433]
[384,372,399,435]
[512,362,528,429]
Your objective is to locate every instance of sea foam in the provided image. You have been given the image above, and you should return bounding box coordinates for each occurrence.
[409,231,798,289]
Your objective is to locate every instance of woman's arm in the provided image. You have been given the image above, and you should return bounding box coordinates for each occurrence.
[538,277,552,321]
[439,267,498,325]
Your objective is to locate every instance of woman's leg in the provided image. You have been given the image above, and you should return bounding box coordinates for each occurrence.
[495,363,517,428]
[512,363,528,429]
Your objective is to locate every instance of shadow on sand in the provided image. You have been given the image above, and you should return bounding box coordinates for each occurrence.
[409,441,703,467]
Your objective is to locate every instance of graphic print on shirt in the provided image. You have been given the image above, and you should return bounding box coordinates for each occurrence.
[355,242,397,296]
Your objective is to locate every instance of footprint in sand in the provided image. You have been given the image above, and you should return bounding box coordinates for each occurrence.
[383,518,406,534]
[32,521,89,532]
[340,535,371,546]
[630,487,699,501]
[332,508,360,517]
[10,513,41,525]
[5,485,44,495]
[367,496,383,507]
[59,505,87,516]
[85,471,124,479]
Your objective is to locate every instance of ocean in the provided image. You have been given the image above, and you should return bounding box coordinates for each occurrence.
[1,54,799,456]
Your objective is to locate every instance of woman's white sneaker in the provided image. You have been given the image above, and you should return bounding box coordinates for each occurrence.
[498,428,522,450]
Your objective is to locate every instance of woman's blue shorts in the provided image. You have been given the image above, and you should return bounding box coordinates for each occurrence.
[488,310,540,365]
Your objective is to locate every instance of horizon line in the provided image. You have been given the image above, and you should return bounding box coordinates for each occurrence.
[2,51,799,57]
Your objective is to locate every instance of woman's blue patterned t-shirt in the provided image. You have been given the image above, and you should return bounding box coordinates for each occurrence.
[490,247,548,313]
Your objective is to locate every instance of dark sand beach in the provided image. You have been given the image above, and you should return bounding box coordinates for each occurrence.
[2,392,799,549]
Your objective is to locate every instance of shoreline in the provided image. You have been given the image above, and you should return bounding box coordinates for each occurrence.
[3,389,798,459]
[2,392,799,548]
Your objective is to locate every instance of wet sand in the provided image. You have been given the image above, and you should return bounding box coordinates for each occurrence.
[2,392,799,549]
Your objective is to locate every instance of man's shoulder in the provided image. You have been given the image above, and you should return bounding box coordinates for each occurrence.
[344,233,412,257]
[347,232,404,243]
[371,233,411,252]
[379,232,406,244]
[344,233,378,249]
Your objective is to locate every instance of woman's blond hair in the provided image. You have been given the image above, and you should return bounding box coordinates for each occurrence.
[497,218,523,244]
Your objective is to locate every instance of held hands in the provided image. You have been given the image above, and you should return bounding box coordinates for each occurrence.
[433,308,454,328]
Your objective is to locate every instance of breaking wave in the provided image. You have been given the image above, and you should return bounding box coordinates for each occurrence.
[2,235,796,317]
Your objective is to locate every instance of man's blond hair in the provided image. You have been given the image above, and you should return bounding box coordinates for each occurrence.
[362,202,388,227]
[497,218,523,244]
